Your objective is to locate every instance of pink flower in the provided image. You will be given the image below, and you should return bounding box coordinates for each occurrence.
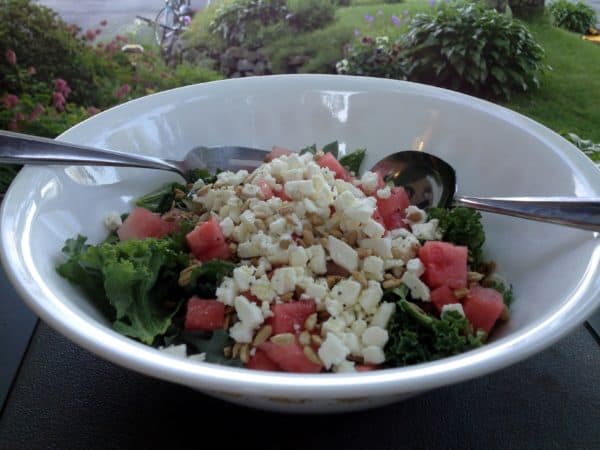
[27,66,36,75]
[87,106,100,116]
[85,29,96,41]
[115,84,131,100]
[100,19,108,26]
[8,119,18,131]
[4,94,19,109]
[52,92,66,111]
[6,49,16,65]
[14,112,24,122]
[54,79,72,98]
[28,104,45,122]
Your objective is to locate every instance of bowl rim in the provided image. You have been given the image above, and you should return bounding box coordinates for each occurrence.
[2,74,599,399]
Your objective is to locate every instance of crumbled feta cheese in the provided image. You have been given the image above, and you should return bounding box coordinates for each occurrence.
[404,205,426,225]
[318,333,350,369]
[359,237,393,259]
[219,217,235,237]
[188,352,207,362]
[308,245,327,275]
[359,281,383,313]
[376,187,391,199]
[330,278,362,306]
[441,303,465,317]
[401,272,431,301]
[321,317,346,336]
[289,246,309,267]
[362,256,384,281]
[342,332,361,356]
[328,236,359,273]
[216,277,237,306]
[334,360,356,373]
[406,258,425,277]
[234,295,264,329]
[282,168,305,182]
[391,234,420,261]
[233,265,256,291]
[250,275,277,302]
[268,217,288,234]
[411,219,443,241]
[362,346,385,365]
[284,179,315,200]
[340,309,356,326]
[303,279,328,300]
[229,322,254,343]
[362,326,389,348]
[325,297,344,317]
[384,259,405,270]
[215,169,248,187]
[360,171,379,194]
[363,219,385,239]
[261,301,273,319]
[333,190,357,212]
[271,267,297,294]
[351,318,368,336]
[241,183,260,198]
[159,344,187,357]
[370,302,396,329]
[103,212,122,231]
[344,197,376,225]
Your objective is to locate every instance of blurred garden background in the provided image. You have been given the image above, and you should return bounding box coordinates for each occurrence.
[1,0,599,191]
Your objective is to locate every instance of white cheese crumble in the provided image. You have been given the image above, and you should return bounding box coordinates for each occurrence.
[103,212,122,231]
[318,333,350,369]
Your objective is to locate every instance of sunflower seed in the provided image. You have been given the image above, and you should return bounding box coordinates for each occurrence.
[270,333,295,345]
[382,278,402,289]
[303,346,323,366]
[454,288,470,299]
[304,313,318,331]
[253,325,273,346]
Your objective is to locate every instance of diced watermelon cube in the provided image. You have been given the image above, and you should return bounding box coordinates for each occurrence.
[259,339,322,373]
[419,241,468,289]
[117,207,172,241]
[256,179,273,200]
[463,286,504,333]
[316,152,352,181]
[376,187,410,230]
[184,297,225,331]
[430,285,460,313]
[271,299,316,335]
[355,364,378,372]
[246,349,280,371]
[265,146,293,162]
[186,218,231,262]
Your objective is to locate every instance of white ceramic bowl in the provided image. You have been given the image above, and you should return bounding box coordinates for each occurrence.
[1,75,599,413]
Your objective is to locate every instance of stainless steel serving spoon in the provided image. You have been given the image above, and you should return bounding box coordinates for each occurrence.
[1,130,598,232]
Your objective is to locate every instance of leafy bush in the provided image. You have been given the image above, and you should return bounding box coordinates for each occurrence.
[286,0,336,32]
[337,36,407,79]
[208,0,288,48]
[562,132,600,168]
[549,0,597,34]
[400,1,546,98]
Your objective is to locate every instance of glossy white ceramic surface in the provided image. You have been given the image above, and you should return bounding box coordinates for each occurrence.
[1,75,599,413]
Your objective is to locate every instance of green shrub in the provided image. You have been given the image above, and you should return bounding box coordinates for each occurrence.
[208,0,288,48]
[337,36,407,79]
[549,0,597,34]
[286,0,336,32]
[400,1,546,98]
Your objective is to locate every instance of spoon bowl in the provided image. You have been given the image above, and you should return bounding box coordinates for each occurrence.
[371,150,600,232]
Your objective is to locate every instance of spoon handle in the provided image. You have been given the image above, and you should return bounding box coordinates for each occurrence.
[455,196,600,232]
[0,130,183,175]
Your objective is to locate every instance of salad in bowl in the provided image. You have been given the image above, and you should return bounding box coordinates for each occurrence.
[57,142,512,373]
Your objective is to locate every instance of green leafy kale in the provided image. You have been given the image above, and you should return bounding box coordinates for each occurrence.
[187,260,236,298]
[135,182,186,214]
[178,329,243,367]
[299,143,317,155]
[427,207,486,267]
[322,140,339,159]
[56,235,188,345]
[188,168,219,184]
[487,280,514,307]
[385,297,485,366]
[339,148,366,175]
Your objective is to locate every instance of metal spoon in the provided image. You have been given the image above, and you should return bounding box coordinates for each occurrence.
[0,130,268,181]
[371,150,600,232]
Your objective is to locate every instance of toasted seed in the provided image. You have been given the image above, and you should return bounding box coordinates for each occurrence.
[255,211,268,220]
[239,344,250,364]
[347,230,358,247]
[228,242,238,253]
[255,219,266,232]
[315,150,325,160]
[279,206,294,215]
[330,228,343,238]
[270,333,295,345]
[299,331,311,346]
[358,248,373,258]
[178,264,201,287]
[223,346,232,358]
[392,267,405,279]
[352,270,368,288]
[391,247,403,259]
[303,229,315,246]
[382,278,402,289]
[173,188,185,200]
[468,271,484,282]
[311,334,323,346]
[304,313,318,331]
[279,239,291,249]
[295,286,306,299]
[320,237,329,247]
[232,342,242,359]
[253,324,273,346]
[347,355,364,364]
[303,346,323,366]
[196,185,210,196]
[234,185,243,196]
[454,287,470,299]
[280,292,294,302]
[500,305,510,321]
[327,275,343,288]
[308,213,325,226]
[384,273,394,280]
[223,314,231,330]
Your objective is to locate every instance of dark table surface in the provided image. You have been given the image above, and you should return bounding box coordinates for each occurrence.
[1,273,599,449]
